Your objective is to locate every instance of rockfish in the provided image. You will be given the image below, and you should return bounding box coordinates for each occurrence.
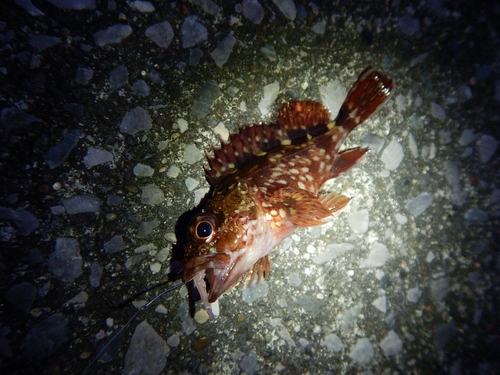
[181,68,394,317]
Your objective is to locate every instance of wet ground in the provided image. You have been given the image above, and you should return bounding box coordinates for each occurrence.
[1,1,499,374]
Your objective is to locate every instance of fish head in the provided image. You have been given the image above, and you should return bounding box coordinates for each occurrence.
[183,182,270,317]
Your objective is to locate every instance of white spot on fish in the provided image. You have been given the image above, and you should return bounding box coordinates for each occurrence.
[298,181,306,190]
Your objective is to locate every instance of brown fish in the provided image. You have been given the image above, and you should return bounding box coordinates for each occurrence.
[182,68,394,317]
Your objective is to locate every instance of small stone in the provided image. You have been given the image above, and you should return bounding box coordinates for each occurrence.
[185,177,199,192]
[124,320,168,375]
[47,238,82,283]
[242,279,269,303]
[62,195,101,214]
[145,21,174,49]
[66,291,88,305]
[119,107,152,135]
[46,0,95,10]
[405,192,434,218]
[181,16,207,48]
[242,0,265,24]
[131,1,155,12]
[349,338,374,365]
[258,81,280,116]
[0,206,40,236]
[104,235,126,254]
[430,102,447,121]
[312,243,355,265]
[477,134,498,163]
[133,163,154,177]
[321,334,345,353]
[372,295,386,313]
[167,334,180,347]
[149,262,161,273]
[210,34,237,68]
[75,67,94,85]
[360,242,390,268]
[167,165,180,178]
[24,313,68,360]
[5,282,37,313]
[94,24,133,47]
[361,133,385,154]
[141,184,164,206]
[380,330,403,356]
[43,129,83,169]
[137,219,159,238]
[83,147,113,168]
[109,65,128,90]
[89,262,103,287]
[398,15,420,36]
[131,80,150,97]
[273,0,296,20]
[190,81,222,119]
[380,140,404,170]
[28,35,61,51]
[106,194,122,206]
[407,287,421,303]
[183,144,203,164]
[347,209,369,234]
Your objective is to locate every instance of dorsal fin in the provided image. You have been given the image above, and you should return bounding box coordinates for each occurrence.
[204,101,331,186]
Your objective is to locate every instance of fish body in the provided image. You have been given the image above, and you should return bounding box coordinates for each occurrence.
[182,68,394,317]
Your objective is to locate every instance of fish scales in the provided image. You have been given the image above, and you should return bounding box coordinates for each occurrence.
[181,68,395,317]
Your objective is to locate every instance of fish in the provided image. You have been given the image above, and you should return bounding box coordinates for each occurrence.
[181,67,395,318]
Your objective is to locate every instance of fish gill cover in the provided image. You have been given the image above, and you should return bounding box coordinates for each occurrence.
[0,1,499,375]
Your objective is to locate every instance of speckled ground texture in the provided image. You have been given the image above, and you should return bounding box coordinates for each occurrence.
[1,1,499,375]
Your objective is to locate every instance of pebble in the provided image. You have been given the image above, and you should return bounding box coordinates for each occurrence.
[213,122,229,141]
[407,287,421,303]
[28,35,61,51]
[380,140,404,170]
[194,309,209,323]
[242,0,265,24]
[242,279,269,303]
[477,134,498,163]
[347,209,369,234]
[47,238,82,283]
[258,81,280,116]
[1,107,44,129]
[43,129,83,169]
[104,235,127,254]
[137,219,159,237]
[312,243,355,265]
[62,195,101,214]
[149,262,161,273]
[380,330,403,356]
[131,79,150,97]
[109,65,128,90]
[189,47,203,65]
[239,352,259,374]
[66,291,88,305]
[431,277,449,301]
[211,34,237,68]
[360,242,390,268]
[141,184,164,205]
[372,295,386,313]
[134,243,156,254]
[464,208,489,223]
[124,320,168,375]
[287,273,301,287]
[185,177,199,191]
[167,334,180,347]
[145,20,174,49]
[405,192,434,218]
[16,0,45,16]
[131,1,155,13]
[349,338,374,365]
[46,0,95,10]
[119,107,152,135]
[190,80,222,119]
[183,143,204,164]
[395,213,408,225]
[443,160,466,206]
[5,282,37,313]
[94,24,133,48]
[408,133,419,158]
[107,194,122,206]
[167,165,180,178]
[133,163,154,177]
[398,15,420,36]
[181,16,207,48]
[312,19,327,35]
[24,313,68,360]
[273,0,296,20]
[434,323,457,350]
[83,147,113,168]
[430,102,447,121]
[321,334,345,352]
[458,128,476,146]
[361,133,385,154]
[89,261,103,287]
[0,206,40,236]
[261,44,277,61]
[75,67,94,85]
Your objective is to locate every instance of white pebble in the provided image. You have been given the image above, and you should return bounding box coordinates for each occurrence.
[430,102,447,121]
[167,165,180,178]
[133,163,154,177]
[176,118,188,133]
[380,140,404,170]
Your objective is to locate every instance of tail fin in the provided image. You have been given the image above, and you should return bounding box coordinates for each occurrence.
[335,68,395,132]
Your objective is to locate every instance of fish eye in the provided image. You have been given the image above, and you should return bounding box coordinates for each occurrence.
[196,221,212,239]
[190,214,216,243]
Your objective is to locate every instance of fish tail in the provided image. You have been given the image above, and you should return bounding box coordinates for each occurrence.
[335,67,395,132]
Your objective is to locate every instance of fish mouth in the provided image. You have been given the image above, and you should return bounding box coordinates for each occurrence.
[184,253,233,317]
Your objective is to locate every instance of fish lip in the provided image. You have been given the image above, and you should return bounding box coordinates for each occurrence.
[183,253,230,282]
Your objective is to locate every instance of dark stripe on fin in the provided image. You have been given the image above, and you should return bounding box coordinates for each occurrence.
[335,68,395,132]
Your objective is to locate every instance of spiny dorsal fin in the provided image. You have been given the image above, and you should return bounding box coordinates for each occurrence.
[204,101,331,186]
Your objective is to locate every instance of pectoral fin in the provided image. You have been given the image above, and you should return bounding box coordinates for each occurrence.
[332,148,368,177]
[270,187,350,227]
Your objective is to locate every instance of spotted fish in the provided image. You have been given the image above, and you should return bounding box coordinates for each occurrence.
[181,68,394,317]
